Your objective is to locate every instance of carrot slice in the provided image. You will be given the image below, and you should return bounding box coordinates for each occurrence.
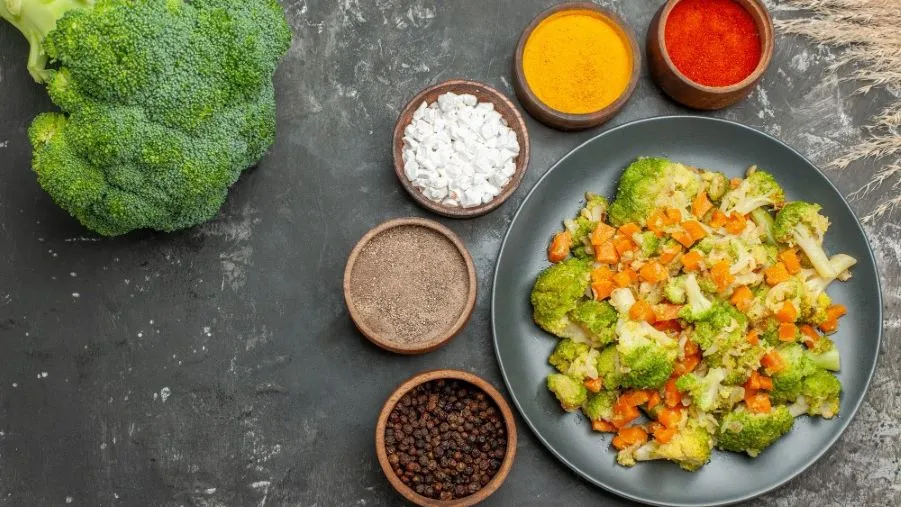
[672,229,696,249]
[639,261,668,283]
[800,324,821,348]
[653,426,678,444]
[629,300,656,323]
[681,250,704,271]
[710,261,734,291]
[725,212,748,235]
[653,320,682,333]
[775,301,798,323]
[548,231,572,263]
[692,192,713,218]
[584,377,603,393]
[592,420,617,433]
[764,262,791,286]
[674,354,700,376]
[730,286,753,311]
[683,339,700,357]
[683,220,707,242]
[592,280,615,301]
[664,378,682,408]
[745,392,772,413]
[658,243,682,265]
[780,249,802,275]
[619,390,651,407]
[826,304,847,321]
[618,223,641,237]
[611,403,641,428]
[730,177,742,189]
[665,208,683,224]
[591,223,616,246]
[709,209,729,228]
[746,329,760,345]
[647,210,668,236]
[761,350,786,373]
[646,391,662,410]
[591,266,614,283]
[612,271,632,288]
[657,406,683,429]
[653,304,683,322]
[778,322,798,342]
[595,241,619,264]
[612,426,649,450]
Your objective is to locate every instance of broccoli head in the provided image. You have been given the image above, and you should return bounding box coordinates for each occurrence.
[701,170,730,204]
[615,320,677,389]
[570,300,618,347]
[717,405,794,457]
[773,202,836,279]
[678,274,715,322]
[548,339,590,374]
[4,0,293,235]
[799,370,841,419]
[608,158,701,226]
[595,346,623,390]
[663,275,687,304]
[634,419,714,471]
[582,390,617,421]
[547,374,588,412]
[720,169,785,215]
[531,259,591,337]
[770,344,817,402]
[676,368,728,413]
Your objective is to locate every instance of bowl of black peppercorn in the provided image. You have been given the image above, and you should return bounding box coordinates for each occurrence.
[376,369,518,506]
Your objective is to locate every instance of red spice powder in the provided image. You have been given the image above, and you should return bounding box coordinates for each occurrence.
[665,0,762,87]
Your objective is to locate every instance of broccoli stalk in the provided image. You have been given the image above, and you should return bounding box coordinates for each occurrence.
[720,170,785,215]
[0,0,94,83]
[804,254,858,295]
[773,202,837,279]
[750,208,776,244]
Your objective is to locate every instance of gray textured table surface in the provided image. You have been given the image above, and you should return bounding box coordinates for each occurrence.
[0,1,898,505]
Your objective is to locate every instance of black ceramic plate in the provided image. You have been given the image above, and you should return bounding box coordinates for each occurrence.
[492,116,882,506]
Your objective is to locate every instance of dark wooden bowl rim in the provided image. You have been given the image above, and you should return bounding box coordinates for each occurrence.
[375,369,518,506]
[343,217,477,355]
[392,80,531,219]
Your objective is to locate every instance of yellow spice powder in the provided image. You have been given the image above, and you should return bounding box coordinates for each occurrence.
[523,10,633,115]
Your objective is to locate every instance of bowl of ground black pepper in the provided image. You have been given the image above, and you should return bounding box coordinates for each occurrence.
[344,217,477,354]
[376,369,517,506]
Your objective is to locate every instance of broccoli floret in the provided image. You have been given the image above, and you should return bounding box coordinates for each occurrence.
[691,302,746,351]
[595,346,623,390]
[800,370,841,419]
[615,320,677,389]
[678,274,715,322]
[4,0,293,235]
[634,419,713,471]
[770,344,817,402]
[531,259,592,337]
[751,208,777,244]
[676,368,728,413]
[663,275,687,304]
[548,339,590,374]
[582,390,617,421]
[701,170,730,204]
[800,290,832,326]
[608,158,701,226]
[720,170,785,215]
[570,300,618,347]
[609,287,637,315]
[634,231,661,258]
[751,243,779,268]
[720,344,766,386]
[773,202,837,279]
[564,217,596,259]
[547,374,588,412]
[717,405,794,457]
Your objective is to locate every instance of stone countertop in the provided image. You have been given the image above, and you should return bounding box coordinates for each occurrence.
[0,1,897,505]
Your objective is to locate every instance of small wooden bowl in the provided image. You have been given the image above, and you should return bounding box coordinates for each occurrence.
[647,0,774,110]
[513,3,641,131]
[393,80,531,218]
[343,217,477,355]
[375,369,518,506]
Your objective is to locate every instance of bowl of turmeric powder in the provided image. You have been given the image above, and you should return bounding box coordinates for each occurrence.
[513,3,641,131]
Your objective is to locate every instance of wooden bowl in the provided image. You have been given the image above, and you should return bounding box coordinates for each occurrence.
[343,217,477,355]
[393,80,531,218]
[647,0,774,110]
[512,3,641,131]
[375,369,518,506]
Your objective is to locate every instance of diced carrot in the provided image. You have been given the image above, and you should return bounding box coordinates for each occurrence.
[764,262,791,286]
[746,329,760,345]
[591,223,616,246]
[629,300,657,323]
[730,177,742,189]
[730,286,754,312]
[612,271,632,288]
[592,280,615,301]
[710,261,735,291]
[592,419,617,433]
[584,377,603,393]
[709,209,729,228]
[653,304,683,322]
[646,391,661,410]
[613,234,636,255]
[639,261,668,283]
[653,320,682,333]
[618,223,641,237]
[658,243,682,265]
[725,212,748,235]
[692,192,713,218]
[745,392,772,413]
[548,231,572,263]
[623,268,639,282]
[826,304,847,322]
[612,426,649,450]
[591,266,614,283]
[664,378,682,408]
[681,250,704,271]
[657,406,683,429]
[647,210,668,236]
[683,339,700,357]
[595,241,619,264]
[745,371,774,391]
[683,220,707,242]
[778,322,798,342]
[619,390,651,407]
[761,350,786,373]
[775,301,798,323]
[672,229,696,248]
[611,403,641,428]
[780,249,802,275]
[674,354,700,376]
[665,208,683,224]
[800,324,821,348]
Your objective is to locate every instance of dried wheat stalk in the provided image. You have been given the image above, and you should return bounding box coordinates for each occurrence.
[776,0,901,222]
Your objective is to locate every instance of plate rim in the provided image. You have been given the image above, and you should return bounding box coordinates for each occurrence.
[490,115,884,507]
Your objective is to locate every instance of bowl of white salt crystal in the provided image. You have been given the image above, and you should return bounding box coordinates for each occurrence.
[393,79,531,218]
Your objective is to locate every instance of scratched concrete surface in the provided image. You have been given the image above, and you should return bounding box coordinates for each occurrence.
[0,1,898,505]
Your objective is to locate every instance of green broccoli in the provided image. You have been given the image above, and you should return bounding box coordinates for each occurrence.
[634,419,713,471]
[678,274,715,322]
[717,405,794,457]
[691,302,747,351]
[720,344,766,386]
[570,300,618,347]
[608,157,701,226]
[701,170,730,204]
[750,208,777,244]
[2,0,293,235]
[582,390,617,421]
[720,169,785,215]
[531,259,591,337]
[770,343,840,402]
[799,290,832,326]
[634,231,661,258]
[595,346,623,390]
[751,242,779,268]
[798,370,841,419]
[676,368,727,413]
[547,374,588,412]
[616,321,677,389]
[548,339,590,374]
[773,202,837,279]
[663,275,687,304]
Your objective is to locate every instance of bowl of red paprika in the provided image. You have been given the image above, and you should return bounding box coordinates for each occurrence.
[647,0,774,110]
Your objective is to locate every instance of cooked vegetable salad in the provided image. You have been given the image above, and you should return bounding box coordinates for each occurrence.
[531,157,856,471]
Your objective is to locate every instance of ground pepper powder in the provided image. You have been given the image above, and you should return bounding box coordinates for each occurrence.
[665,0,762,87]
